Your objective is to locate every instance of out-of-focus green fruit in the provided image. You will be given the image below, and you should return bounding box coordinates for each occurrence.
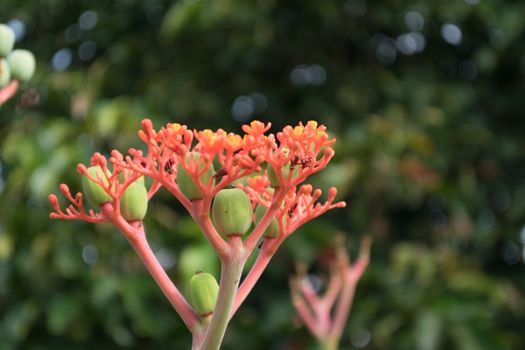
[0,24,15,57]
[120,181,148,221]
[189,272,219,317]
[179,244,219,283]
[7,49,35,82]
[267,163,299,187]
[254,205,279,238]
[212,188,252,237]
[0,59,10,88]
[119,173,145,186]
[177,152,214,200]
[82,166,112,206]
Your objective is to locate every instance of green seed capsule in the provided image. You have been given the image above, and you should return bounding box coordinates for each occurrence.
[0,24,15,57]
[82,166,112,206]
[189,272,219,317]
[0,59,10,88]
[7,49,35,82]
[267,163,298,187]
[120,181,148,221]
[177,152,214,200]
[254,205,279,238]
[118,173,145,186]
[212,188,252,237]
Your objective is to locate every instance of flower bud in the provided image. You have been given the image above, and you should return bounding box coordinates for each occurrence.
[0,59,10,88]
[7,49,35,82]
[120,181,148,221]
[0,24,15,57]
[212,188,252,237]
[254,205,279,238]
[82,166,112,206]
[189,272,219,317]
[177,152,214,200]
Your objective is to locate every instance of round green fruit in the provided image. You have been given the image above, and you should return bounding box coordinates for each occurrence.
[0,24,15,57]
[254,205,279,238]
[177,152,215,200]
[82,166,112,206]
[189,272,219,317]
[120,181,148,221]
[7,49,35,82]
[0,59,10,88]
[211,188,252,237]
[119,173,145,186]
[267,163,299,187]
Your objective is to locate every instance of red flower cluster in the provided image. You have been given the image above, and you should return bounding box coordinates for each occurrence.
[49,119,345,242]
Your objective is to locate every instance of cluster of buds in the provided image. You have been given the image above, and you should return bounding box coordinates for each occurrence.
[0,23,36,105]
[290,236,371,350]
[49,119,346,350]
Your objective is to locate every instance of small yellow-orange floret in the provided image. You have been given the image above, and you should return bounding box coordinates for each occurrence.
[242,120,271,135]
[224,133,243,151]
[171,123,183,133]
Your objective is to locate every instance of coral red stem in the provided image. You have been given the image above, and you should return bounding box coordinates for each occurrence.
[100,203,201,331]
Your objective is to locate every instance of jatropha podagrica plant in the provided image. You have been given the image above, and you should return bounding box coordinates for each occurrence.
[290,236,371,350]
[0,23,36,105]
[49,119,345,350]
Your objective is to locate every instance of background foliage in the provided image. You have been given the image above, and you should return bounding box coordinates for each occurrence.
[1,0,525,349]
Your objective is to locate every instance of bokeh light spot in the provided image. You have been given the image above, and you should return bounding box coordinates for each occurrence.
[79,10,98,31]
[441,23,462,45]
[51,48,73,71]
[7,19,26,42]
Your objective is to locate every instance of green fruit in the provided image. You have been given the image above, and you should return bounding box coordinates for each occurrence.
[120,181,148,221]
[267,163,299,187]
[0,24,15,57]
[254,205,279,238]
[7,49,35,82]
[82,166,112,206]
[119,173,145,186]
[177,152,214,200]
[189,272,219,317]
[0,59,10,88]
[212,188,252,237]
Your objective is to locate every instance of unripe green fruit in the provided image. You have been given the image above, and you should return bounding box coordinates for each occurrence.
[82,166,112,206]
[267,163,299,187]
[254,205,279,238]
[189,272,219,317]
[177,152,214,200]
[7,49,35,82]
[120,181,148,221]
[212,188,252,237]
[0,59,10,88]
[0,24,15,57]
[118,173,145,186]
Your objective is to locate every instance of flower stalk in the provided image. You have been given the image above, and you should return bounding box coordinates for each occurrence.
[49,119,345,349]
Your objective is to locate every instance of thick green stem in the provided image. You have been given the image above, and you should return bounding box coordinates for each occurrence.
[319,336,339,350]
[199,238,245,350]
[191,319,211,350]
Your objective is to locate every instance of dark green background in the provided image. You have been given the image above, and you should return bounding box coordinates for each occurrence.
[1,0,524,349]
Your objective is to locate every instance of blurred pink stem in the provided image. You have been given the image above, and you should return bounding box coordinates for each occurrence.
[292,294,321,338]
[0,80,18,105]
[329,237,371,344]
